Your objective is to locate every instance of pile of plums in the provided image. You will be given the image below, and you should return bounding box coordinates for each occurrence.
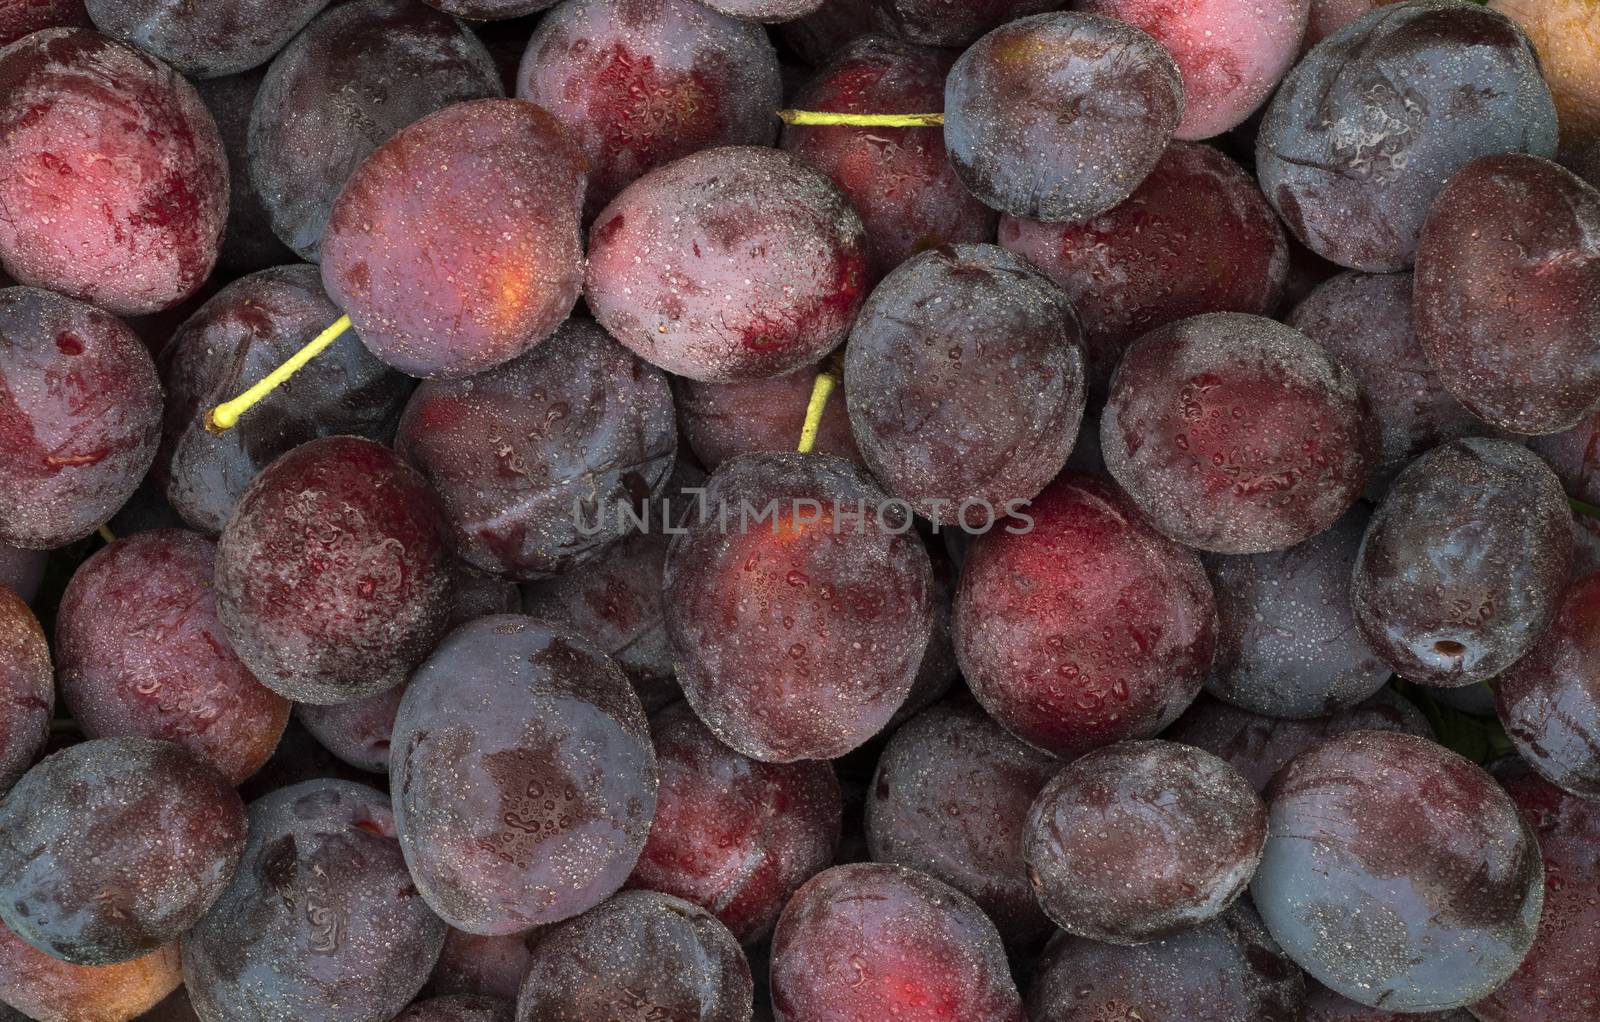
[1,0,1599,1020]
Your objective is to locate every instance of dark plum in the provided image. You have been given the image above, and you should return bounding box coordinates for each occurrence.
[1580,141,1600,189]
[427,929,536,1002]
[627,702,841,944]
[448,562,521,625]
[954,473,1215,759]
[0,589,51,795]
[399,996,512,1022]
[248,0,503,262]
[890,538,958,724]
[214,436,457,705]
[1164,690,1432,792]
[157,265,412,536]
[843,244,1085,526]
[394,319,675,579]
[423,0,557,18]
[1251,731,1543,1011]
[586,146,868,383]
[84,0,329,77]
[779,0,873,66]
[1078,0,1309,139]
[1304,0,1394,50]
[391,616,656,935]
[0,29,227,315]
[0,547,43,604]
[520,530,681,713]
[869,0,1058,47]
[0,739,245,965]
[1027,904,1307,1022]
[1530,411,1600,505]
[139,987,202,1022]
[1024,740,1266,944]
[192,71,299,274]
[516,0,782,219]
[295,687,405,775]
[1489,0,1600,159]
[769,863,1022,1022]
[1495,572,1600,799]
[1415,154,1600,434]
[55,530,291,785]
[1289,271,1495,495]
[999,142,1288,401]
[662,453,934,762]
[514,890,751,1021]
[942,12,1183,222]
[1256,0,1558,272]
[182,779,448,1022]
[0,0,88,46]
[323,98,586,379]
[1471,760,1600,1022]
[675,371,862,471]
[783,38,998,280]
[1352,438,1571,687]
[1102,313,1378,554]
[0,287,163,550]
[865,699,1056,946]
[1204,507,1389,719]
[1306,985,1473,1021]
[0,925,179,1022]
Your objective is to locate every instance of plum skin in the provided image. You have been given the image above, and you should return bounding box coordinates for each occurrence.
[953,472,1216,760]
[0,29,227,316]
[390,615,657,936]
[0,590,53,797]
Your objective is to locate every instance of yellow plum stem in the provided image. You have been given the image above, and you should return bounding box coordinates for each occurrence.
[205,315,354,433]
[797,371,839,454]
[778,110,945,128]
[96,525,115,544]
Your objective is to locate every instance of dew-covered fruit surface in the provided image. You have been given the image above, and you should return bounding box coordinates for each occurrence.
[390,615,657,936]
[1414,153,1600,435]
[1101,312,1378,555]
[181,779,449,1022]
[1351,438,1572,688]
[998,141,1289,400]
[393,318,675,580]
[55,530,291,785]
[0,0,89,47]
[0,287,164,550]
[214,436,457,705]
[516,0,782,220]
[1470,759,1600,1022]
[675,370,862,471]
[0,589,49,798]
[0,738,245,966]
[943,12,1184,223]
[769,863,1024,1022]
[1494,570,1600,799]
[157,265,412,537]
[1027,904,1307,1022]
[0,29,228,316]
[585,146,869,383]
[954,472,1216,759]
[1203,507,1390,719]
[842,244,1085,525]
[513,890,751,1022]
[782,37,998,280]
[248,0,504,262]
[0,924,181,1022]
[626,701,840,945]
[1251,731,1544,1012]
[322,98,587,380]
[1023,740,1266,945]
[1255,0,1559,272]
[865,699,1058,947]
[1287,270,1493,496]
[662,452,933,762]
[83,0,330,78]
